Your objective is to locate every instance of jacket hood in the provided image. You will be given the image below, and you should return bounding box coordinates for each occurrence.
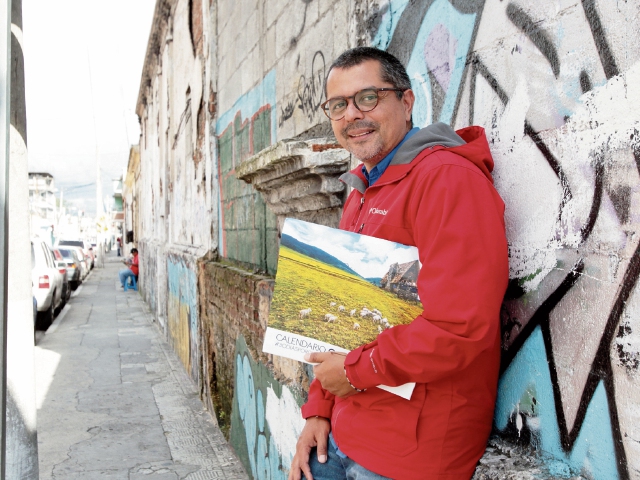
[340,122,495,193]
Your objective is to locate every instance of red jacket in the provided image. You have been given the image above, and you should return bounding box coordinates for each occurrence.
[130,254,139,277]
[301,124,509,479]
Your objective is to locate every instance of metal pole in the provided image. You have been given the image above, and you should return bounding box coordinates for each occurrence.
[0,0,12,477]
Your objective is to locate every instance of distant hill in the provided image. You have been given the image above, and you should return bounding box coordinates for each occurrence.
[365,277,382,286]
[281,234,363,279]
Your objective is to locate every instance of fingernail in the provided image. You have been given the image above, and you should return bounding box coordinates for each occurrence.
[304,353,311,362]
[318,454,327,463]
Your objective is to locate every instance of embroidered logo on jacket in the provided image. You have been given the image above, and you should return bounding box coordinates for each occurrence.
[368,207,388,216]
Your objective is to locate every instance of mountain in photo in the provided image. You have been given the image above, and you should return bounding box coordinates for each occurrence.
[281,233,363,279]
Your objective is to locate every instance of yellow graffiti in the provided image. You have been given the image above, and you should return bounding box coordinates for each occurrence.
[168,295,191,372]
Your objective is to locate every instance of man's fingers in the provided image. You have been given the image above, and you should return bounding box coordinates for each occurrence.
[301,461,314,480]
[315,428,328,463]
[304,352,330,363]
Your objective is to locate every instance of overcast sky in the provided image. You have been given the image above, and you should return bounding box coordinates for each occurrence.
[23,0,156,216]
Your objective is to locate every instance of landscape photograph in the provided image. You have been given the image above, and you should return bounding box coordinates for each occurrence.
[267,219,424,352]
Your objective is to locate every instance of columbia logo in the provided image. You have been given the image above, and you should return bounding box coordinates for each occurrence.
[369,207,388,216]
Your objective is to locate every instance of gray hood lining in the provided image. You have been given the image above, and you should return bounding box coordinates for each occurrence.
[391,122,465,166]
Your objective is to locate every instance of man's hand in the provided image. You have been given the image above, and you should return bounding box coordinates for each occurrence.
[288,416,330,480]
[305,352,359,398]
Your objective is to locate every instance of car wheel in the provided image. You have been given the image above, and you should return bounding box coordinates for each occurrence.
[56,288,65,313]
[36,303,54,330]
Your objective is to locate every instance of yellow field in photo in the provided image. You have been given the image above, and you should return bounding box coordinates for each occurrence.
[269,246,423,351]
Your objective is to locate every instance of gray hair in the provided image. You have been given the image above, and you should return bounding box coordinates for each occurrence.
[325,47,412,99]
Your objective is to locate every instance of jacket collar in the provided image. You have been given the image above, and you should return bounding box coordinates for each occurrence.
[339,122,466,194]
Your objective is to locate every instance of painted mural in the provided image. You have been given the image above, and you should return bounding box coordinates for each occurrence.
[167,255,200,382]
[215,71,280,274]
[374,1,640,478]
[231,335,305,480]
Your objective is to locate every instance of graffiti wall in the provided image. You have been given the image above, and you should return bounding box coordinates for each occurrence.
[215,70,280,274]
[134,0,640,477]
[230,335,305,480]
[167,254,200,383]
[372,1,640,478]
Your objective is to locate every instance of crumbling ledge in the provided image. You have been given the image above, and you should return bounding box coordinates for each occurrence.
[236,137,351,229]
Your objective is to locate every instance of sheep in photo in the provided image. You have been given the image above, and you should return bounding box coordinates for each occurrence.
[372,314,382,324]
[353,323,360,330]
[324,314,338,323]
[299,308,312,319]
[330,302,337,307]
[338,305,345,312]
[377,325,383,334]
[373,308,382,317]
[350,309,356,317]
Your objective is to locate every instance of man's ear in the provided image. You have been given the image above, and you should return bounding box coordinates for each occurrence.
[402,89,415,123]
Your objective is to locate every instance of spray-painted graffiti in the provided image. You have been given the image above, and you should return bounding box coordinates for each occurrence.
[374,1,640,478]
[279,51,326,127]
[230,336,305,480]
[167,255,199,382]
[215,70,279,274]
[139,243,158,315]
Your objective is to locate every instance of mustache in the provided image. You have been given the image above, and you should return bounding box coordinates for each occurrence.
[342,121,379,137]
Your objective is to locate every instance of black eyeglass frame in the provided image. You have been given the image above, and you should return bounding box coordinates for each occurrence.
[320,87,406,121]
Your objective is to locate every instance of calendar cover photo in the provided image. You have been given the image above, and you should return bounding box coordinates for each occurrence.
[262,218,424,399]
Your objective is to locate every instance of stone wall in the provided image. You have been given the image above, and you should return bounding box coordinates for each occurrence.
[129,0,640,478]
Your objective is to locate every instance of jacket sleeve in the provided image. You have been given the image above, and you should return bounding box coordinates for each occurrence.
[300,378,335,419]
[344,157,509,389]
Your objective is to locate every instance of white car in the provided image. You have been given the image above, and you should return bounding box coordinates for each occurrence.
[32,237,64,330]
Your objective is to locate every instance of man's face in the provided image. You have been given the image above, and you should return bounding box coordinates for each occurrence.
[325,60,415,171]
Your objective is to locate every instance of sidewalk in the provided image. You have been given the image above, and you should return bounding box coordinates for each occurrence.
[35,252,249,480]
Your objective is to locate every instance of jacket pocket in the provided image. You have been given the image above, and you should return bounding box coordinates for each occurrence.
[347,384,426,456]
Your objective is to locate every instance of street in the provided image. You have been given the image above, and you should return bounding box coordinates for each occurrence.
[35,252,249,480]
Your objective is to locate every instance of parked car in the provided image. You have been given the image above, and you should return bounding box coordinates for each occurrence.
[57,239,95,269]
[65,246,90,281]
[32,237,64,330]
[56,260,71,306]
[55,247,82,289]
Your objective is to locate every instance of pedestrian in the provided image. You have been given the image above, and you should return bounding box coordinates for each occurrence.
[116,236,122,256]
[288,47,509,480]
[119,248,139,289]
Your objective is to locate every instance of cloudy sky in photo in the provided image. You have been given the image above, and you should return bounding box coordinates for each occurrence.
[282,218,419,279]
[23,0,156,216]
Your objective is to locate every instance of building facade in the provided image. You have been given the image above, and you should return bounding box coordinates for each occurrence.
[127,1,640,478]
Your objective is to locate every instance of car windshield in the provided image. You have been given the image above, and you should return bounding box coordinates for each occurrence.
[58,240,85,248]
[58,248,76,259]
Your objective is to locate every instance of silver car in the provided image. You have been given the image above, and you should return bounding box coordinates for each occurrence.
[55,247,82,289]
[32,237,64,329]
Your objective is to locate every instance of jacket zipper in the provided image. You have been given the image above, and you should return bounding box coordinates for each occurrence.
[351,195,366,232]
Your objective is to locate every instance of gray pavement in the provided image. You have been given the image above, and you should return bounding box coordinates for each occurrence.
[35,252,249,480]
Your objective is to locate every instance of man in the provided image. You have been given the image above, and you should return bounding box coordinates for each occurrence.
[119,248,139,289]
[289,48,509,480]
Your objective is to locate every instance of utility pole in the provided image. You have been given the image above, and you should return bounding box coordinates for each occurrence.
[0,0,11,478]
[5,0,39,477]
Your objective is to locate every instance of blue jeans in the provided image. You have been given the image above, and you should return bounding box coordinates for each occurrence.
[303,434,391,480]
[119,268,135,288]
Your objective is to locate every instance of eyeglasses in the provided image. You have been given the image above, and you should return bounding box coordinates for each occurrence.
[320,88,405,120]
